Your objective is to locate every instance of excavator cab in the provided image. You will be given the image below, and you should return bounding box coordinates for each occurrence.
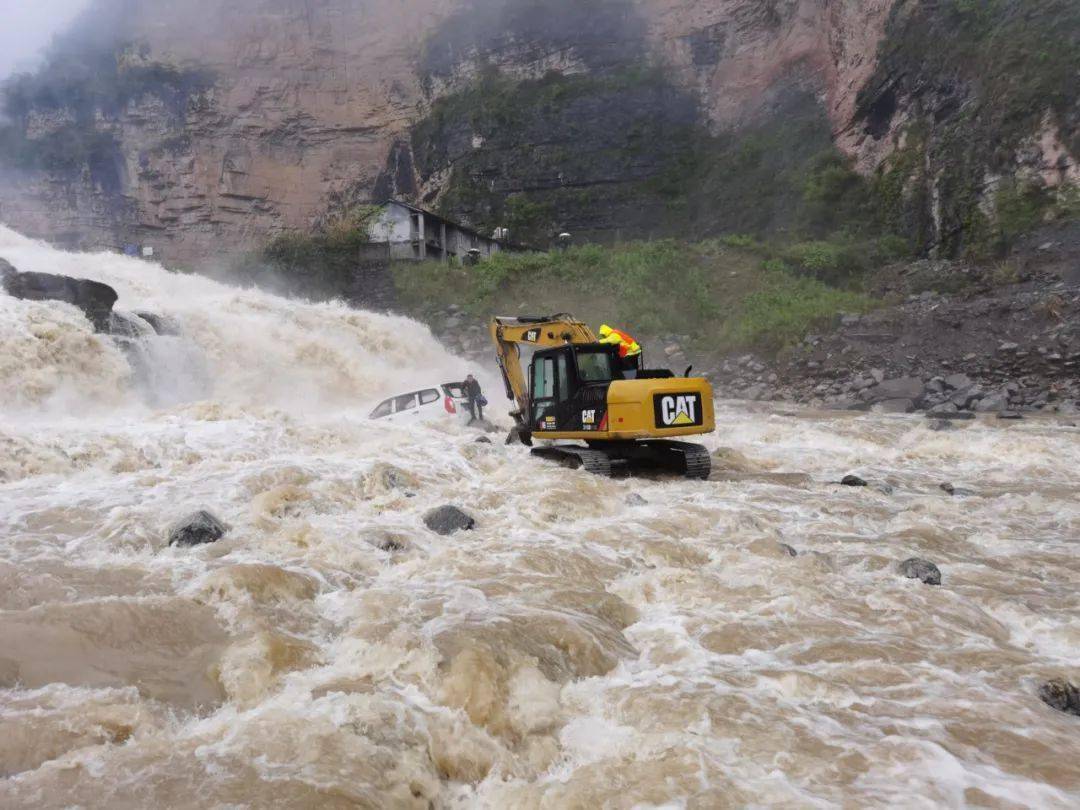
[528,343,621,434]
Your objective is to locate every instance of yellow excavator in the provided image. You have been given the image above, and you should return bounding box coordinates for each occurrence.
[491,314,715,478]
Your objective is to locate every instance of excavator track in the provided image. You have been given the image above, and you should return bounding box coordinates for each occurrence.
[531,441,710,479]
[530,446,629,477]
[672,441,712,480]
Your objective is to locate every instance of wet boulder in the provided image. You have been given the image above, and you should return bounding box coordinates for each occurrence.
[943,373,973,392]
[474,436,492,444]
[168,510,230,547]
[927,419,958,432]
[1,262,118,332]
[841,474,868,487]
[135,311,181,336]
[927,402,959,417]
[1038,679,1080,717]
[779,543,798,557]
[898,557,941,586]
[874,398,915,414]
[974,389,1010,413]
[423,505,476,535]
[109,311,152,340]
[625,493,648,506]
[873,377,925,403]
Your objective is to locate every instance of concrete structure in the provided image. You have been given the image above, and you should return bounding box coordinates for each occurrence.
[367,200,528,262]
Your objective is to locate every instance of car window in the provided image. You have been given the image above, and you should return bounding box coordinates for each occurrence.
[419,388,440,405]
[370,398,393,418]
[393,393,418,412]
[442,382,466,398]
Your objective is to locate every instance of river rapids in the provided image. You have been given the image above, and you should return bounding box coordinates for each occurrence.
[1,226,1079,808]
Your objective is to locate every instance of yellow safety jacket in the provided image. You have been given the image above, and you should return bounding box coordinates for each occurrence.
[598,324,641,358]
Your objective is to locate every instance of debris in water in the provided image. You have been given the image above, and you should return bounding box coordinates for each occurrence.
[898,557,942,586]
[841,475,868,487]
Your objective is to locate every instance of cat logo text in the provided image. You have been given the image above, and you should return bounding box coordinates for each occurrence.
[653,393,704,428]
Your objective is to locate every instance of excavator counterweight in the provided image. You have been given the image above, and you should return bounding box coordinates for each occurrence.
[490,314,715,479]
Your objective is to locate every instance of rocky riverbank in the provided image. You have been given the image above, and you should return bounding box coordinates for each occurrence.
[426,230,1080,418]
[721,241,1080,416]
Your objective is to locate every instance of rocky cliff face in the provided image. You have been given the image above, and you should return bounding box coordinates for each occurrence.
[0,0,1075,263]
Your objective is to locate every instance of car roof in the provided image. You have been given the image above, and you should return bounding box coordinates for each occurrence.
[379,383,465,399]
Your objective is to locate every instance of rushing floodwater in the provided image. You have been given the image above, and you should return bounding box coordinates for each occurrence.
[2,226,1079,809]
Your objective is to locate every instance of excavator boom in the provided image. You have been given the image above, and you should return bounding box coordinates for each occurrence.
[490,314,597,420]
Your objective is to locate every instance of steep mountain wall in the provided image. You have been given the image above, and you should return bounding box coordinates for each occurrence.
[0,0,1075,263]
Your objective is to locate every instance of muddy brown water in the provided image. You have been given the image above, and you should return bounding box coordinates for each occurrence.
[2,226,1079,808]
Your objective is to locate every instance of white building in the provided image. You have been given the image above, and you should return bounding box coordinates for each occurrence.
[366,200,528,262]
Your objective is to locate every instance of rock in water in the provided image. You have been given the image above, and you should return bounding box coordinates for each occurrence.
[898,557,942,585]
[168,510,229,547]
[625,493,648,506]
[874,398,915,414]
[1038,679,1080,717]
[423,505,476,535]
[841,475,868,487]
[779,543,798,557]
[135,311,181,336]
[927,419,957,432]
[1,263,119,332]
[474,435,492,444]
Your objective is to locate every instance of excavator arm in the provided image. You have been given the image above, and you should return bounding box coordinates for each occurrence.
[490,314,598,424]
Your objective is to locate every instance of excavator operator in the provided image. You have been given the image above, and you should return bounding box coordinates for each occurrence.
[598,324,642,378]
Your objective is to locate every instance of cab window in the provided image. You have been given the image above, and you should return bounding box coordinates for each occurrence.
[533,357,555,399]
[531,356,556,424]
[577,350,616,382]
[557,353,570,402]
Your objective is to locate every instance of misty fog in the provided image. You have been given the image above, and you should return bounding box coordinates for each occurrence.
[0,0,89,78]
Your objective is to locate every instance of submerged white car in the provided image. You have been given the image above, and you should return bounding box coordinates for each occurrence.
[369,382,474,424]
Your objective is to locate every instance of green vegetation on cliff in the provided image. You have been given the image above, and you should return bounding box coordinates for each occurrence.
[412,63,912,260]
[392,239,874,354]
[859,0,1080,257]
[415,0,1078,259]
